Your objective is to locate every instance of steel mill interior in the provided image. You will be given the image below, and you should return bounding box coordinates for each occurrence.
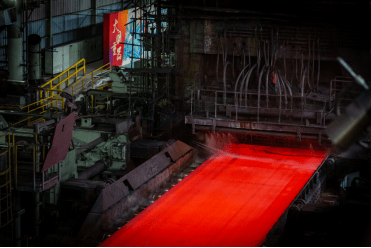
[0,0,370,247]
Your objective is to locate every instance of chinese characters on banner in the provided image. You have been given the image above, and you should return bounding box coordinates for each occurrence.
[103,10,128,67]
[103,7,166,68]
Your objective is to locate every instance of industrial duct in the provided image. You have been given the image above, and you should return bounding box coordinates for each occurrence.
[28,34,41,84]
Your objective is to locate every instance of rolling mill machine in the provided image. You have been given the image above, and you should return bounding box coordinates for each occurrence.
[100,1,370,246]
[0,0,370,247]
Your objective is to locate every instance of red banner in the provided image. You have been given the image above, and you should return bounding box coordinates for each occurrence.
[103,10,128,67]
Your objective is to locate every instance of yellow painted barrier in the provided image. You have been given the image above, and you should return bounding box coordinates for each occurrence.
[12,59,86,126]
[13,60,112,126]
[71,63,111,97]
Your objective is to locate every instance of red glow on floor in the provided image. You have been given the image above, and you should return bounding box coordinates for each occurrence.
[100,144,327,247]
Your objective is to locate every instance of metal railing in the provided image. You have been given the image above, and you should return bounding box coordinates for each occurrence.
[0,130,61,198]
[12,132,59,192]
[97,83,112,91]
[11,61,112,127]
[12,59,87,126]
[40,58,86,101]
[71,63,111,97]
[11,93,64,126]
[0,133,14,228]
[39,58,86,109]
[188,87,334,127]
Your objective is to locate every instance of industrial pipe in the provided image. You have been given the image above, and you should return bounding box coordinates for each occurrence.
[257,66,267,122]
[234,64,250,94]
[223,61,231,105]
[276,72,282,123]
[243,64,258,107]
[265,67,270,108]
[236,66,253,106]
[0,110,44,117]
[276,71,288,109]
[234,64,250,108]
[279,73,293,111]
[317,38,320,91]
[78,160,108,180]
[28,34,42,85]
[7,0,23,82]
[216,37,220,82]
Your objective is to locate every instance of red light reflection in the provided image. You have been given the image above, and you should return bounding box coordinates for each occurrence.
[100,144,327,247]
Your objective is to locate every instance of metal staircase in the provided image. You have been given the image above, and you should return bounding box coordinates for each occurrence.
[11,60,111,127]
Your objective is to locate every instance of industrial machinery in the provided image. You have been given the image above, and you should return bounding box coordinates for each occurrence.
[178,0,371,246]
[0,0,193,246]
[0,0,369,247]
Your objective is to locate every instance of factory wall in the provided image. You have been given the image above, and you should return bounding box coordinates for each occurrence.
[0,0,124,77]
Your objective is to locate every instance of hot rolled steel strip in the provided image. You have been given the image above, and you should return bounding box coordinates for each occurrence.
[101,144,327,247]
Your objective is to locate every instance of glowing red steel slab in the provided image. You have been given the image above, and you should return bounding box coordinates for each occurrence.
[100,144,327,247]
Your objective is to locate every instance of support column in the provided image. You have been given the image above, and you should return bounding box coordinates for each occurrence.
[8,0,23,81]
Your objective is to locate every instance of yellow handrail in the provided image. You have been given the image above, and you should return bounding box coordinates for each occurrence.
[11,116,33,127]
[39,58,86,110]
[13,60,111,127]
[29,118,45,125]
[12,59,86,126]
[71,63,111,97]
[97,83,112,91]
[40,58,86,88]
[20,94,60,113]
[11,97,61,126]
